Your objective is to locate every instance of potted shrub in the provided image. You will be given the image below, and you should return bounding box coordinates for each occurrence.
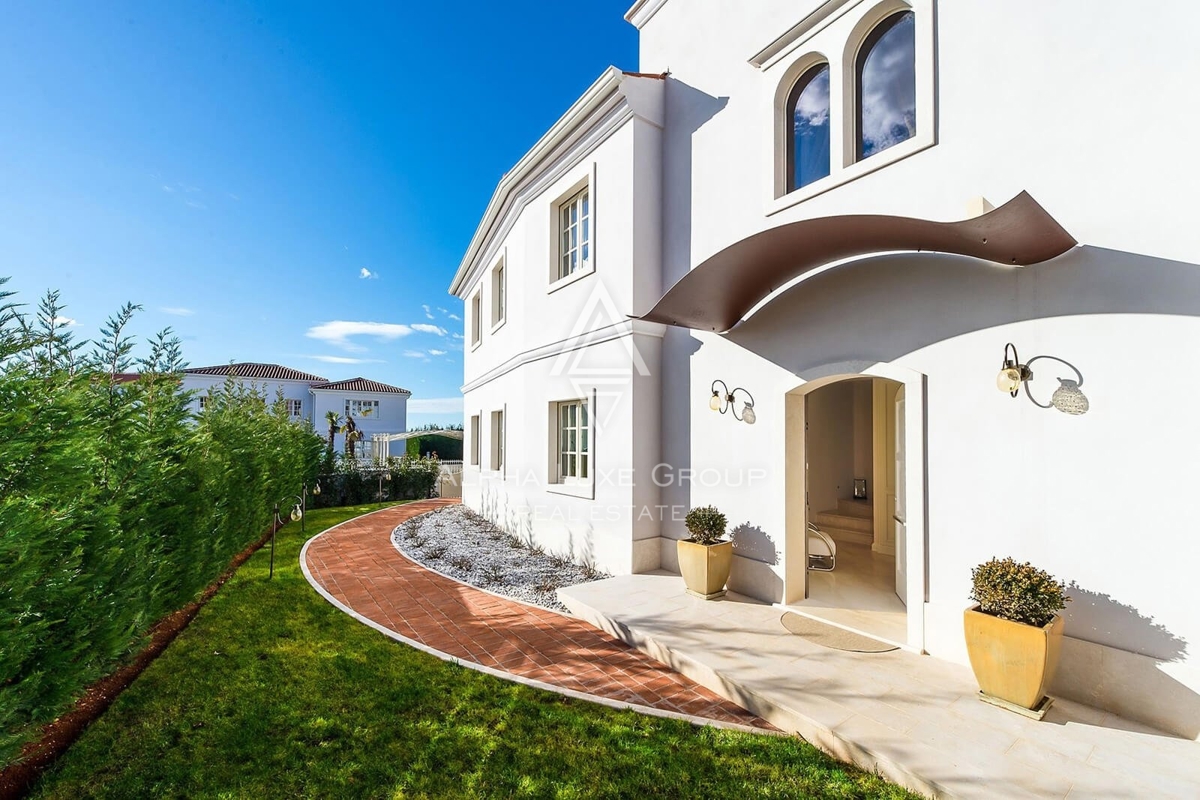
[964,557,1070,718]
[678,506,733,600]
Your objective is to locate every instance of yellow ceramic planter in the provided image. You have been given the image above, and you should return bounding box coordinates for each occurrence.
[964,605,1064,712]
[677,539,733,600]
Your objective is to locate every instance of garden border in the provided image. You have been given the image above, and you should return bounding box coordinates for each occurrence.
[0,520,285,800]
[302,506,784,739]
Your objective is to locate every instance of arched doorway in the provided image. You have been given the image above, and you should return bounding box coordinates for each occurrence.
[783,365,926,651]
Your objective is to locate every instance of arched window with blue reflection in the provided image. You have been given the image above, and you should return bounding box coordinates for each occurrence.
[786,63,831,192]
[856,11,916,160]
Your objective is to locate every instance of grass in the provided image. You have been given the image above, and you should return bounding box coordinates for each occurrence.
[30,502,917,799]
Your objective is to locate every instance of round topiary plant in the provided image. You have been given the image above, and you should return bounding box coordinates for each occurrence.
[970,557,1070,628]
[684,505,728,545]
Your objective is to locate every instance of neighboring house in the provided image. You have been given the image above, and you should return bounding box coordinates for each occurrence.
[182,363,411,455]
[449,1,1200,738]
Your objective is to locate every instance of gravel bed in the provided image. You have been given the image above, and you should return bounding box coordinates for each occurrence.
[392,505,611,612]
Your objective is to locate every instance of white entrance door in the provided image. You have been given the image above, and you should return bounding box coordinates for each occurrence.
[894,386,907,606]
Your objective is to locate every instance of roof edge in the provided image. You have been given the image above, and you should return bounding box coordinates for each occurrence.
[625,0,670,29]
[449,68,665,298]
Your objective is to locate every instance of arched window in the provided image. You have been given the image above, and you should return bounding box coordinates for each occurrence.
[786,63,831,192]
[856,10,916,160]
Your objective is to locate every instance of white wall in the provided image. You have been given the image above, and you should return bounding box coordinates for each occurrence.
[181,375,314,421]
[311,390,408,454]
[631,0,1200,736]
[457,77,666,574]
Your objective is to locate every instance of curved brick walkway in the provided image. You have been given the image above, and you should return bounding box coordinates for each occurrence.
[302,500,770,728]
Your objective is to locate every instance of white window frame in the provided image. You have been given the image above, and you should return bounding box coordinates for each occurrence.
[344,399,380,418]
[286,399,303,418]
[489,408,505,472]
[469,413,481,467]
[470,290,482,349]
[762,0,935,215]
[198,395,208,412]
[490,256,506,331]
[547,168,596,292]
[545,397,596,502]
[557,188,590,281]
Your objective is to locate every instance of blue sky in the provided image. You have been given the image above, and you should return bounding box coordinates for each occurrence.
[0,2,638,426]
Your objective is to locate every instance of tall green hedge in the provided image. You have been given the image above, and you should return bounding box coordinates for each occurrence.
[0,281,324,765]
[404,433,463,461]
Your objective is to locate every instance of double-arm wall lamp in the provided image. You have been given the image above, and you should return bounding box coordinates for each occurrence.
[709,379,756,424]
[996,343,1089,415]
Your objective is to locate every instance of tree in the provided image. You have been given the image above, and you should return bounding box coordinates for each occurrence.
[342,414,362,457]
[324,411,341,456]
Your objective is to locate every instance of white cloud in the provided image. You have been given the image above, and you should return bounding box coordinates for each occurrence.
[306,320,414,351]
[359,268,378,280]
[428,349,447,356]
[402,350,428,359]
[160,306,194,317]
[307,355,385,364]
[51,316,80,328]
[408,396,464,415]
[451,332,464,340]
[437,307,448,314]
[447,313,461,321]
[411,323,446,336]
[185,200,207,210]
[422,304,434,319]
[161,185,175,193]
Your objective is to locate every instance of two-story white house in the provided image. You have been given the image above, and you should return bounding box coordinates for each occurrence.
[182,363,411,454]
[450,0,1200,739]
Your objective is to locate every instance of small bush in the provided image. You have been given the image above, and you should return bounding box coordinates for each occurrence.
[970,557,1070,628]
[684,505,727,545]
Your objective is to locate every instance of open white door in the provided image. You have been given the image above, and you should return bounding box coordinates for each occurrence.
[894,386,907,606]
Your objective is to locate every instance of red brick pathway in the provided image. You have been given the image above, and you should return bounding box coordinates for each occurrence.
[303,500,771,728]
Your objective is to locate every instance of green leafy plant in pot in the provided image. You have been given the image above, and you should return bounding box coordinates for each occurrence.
[677,505,733,600]
[964,557,1070,718]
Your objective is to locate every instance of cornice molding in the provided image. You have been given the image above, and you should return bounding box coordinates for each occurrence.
[449,69,665,298]
[460,319,665,394]
[749,0,860,70]
[624,0,670,29]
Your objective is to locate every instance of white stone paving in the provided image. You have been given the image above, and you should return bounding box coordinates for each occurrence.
[559,573,1200,799]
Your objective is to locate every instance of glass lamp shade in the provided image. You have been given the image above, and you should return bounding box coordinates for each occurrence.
[709,392,722,411]
[1051,379,1089,415]
[996,367,1023,394]
[290,505,303,522]
[311,482,321,496]
[741,404,756,425]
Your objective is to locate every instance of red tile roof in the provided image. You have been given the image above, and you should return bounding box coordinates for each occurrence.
[183,363,329,382]
[311,377,411,395]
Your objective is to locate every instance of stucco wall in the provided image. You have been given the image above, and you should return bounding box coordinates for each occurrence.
[632,0,1200,736]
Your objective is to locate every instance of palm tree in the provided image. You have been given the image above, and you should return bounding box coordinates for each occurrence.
[342,414,363,457]
[324,411,341,456]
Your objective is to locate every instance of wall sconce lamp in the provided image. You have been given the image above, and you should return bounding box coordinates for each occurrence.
[996,344,1090,415]
[709,379,756,424]
[996,343,1033,397]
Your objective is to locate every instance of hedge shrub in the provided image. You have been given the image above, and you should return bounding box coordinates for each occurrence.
[0,282,324,766]
[310,455,441,509]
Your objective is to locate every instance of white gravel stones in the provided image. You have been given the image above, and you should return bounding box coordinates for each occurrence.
[392,505,611,612]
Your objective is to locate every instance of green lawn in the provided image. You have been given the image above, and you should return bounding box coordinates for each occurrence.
[31,503,916,799]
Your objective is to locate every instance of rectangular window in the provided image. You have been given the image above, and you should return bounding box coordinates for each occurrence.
[558,188,590,280]
[490,409,505,471]
[555,400,589,482]
[344,399,380,418]
[198,396,208,412]
[469,414,481,466]
[491,261,506,326]
[286,399,303,418]
[471,291,482,346]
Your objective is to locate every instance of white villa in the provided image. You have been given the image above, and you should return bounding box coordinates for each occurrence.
[181,363,411,455]
[450,0,1200,740]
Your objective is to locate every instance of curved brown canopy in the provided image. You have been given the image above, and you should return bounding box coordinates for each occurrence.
[639,192,1076,332]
